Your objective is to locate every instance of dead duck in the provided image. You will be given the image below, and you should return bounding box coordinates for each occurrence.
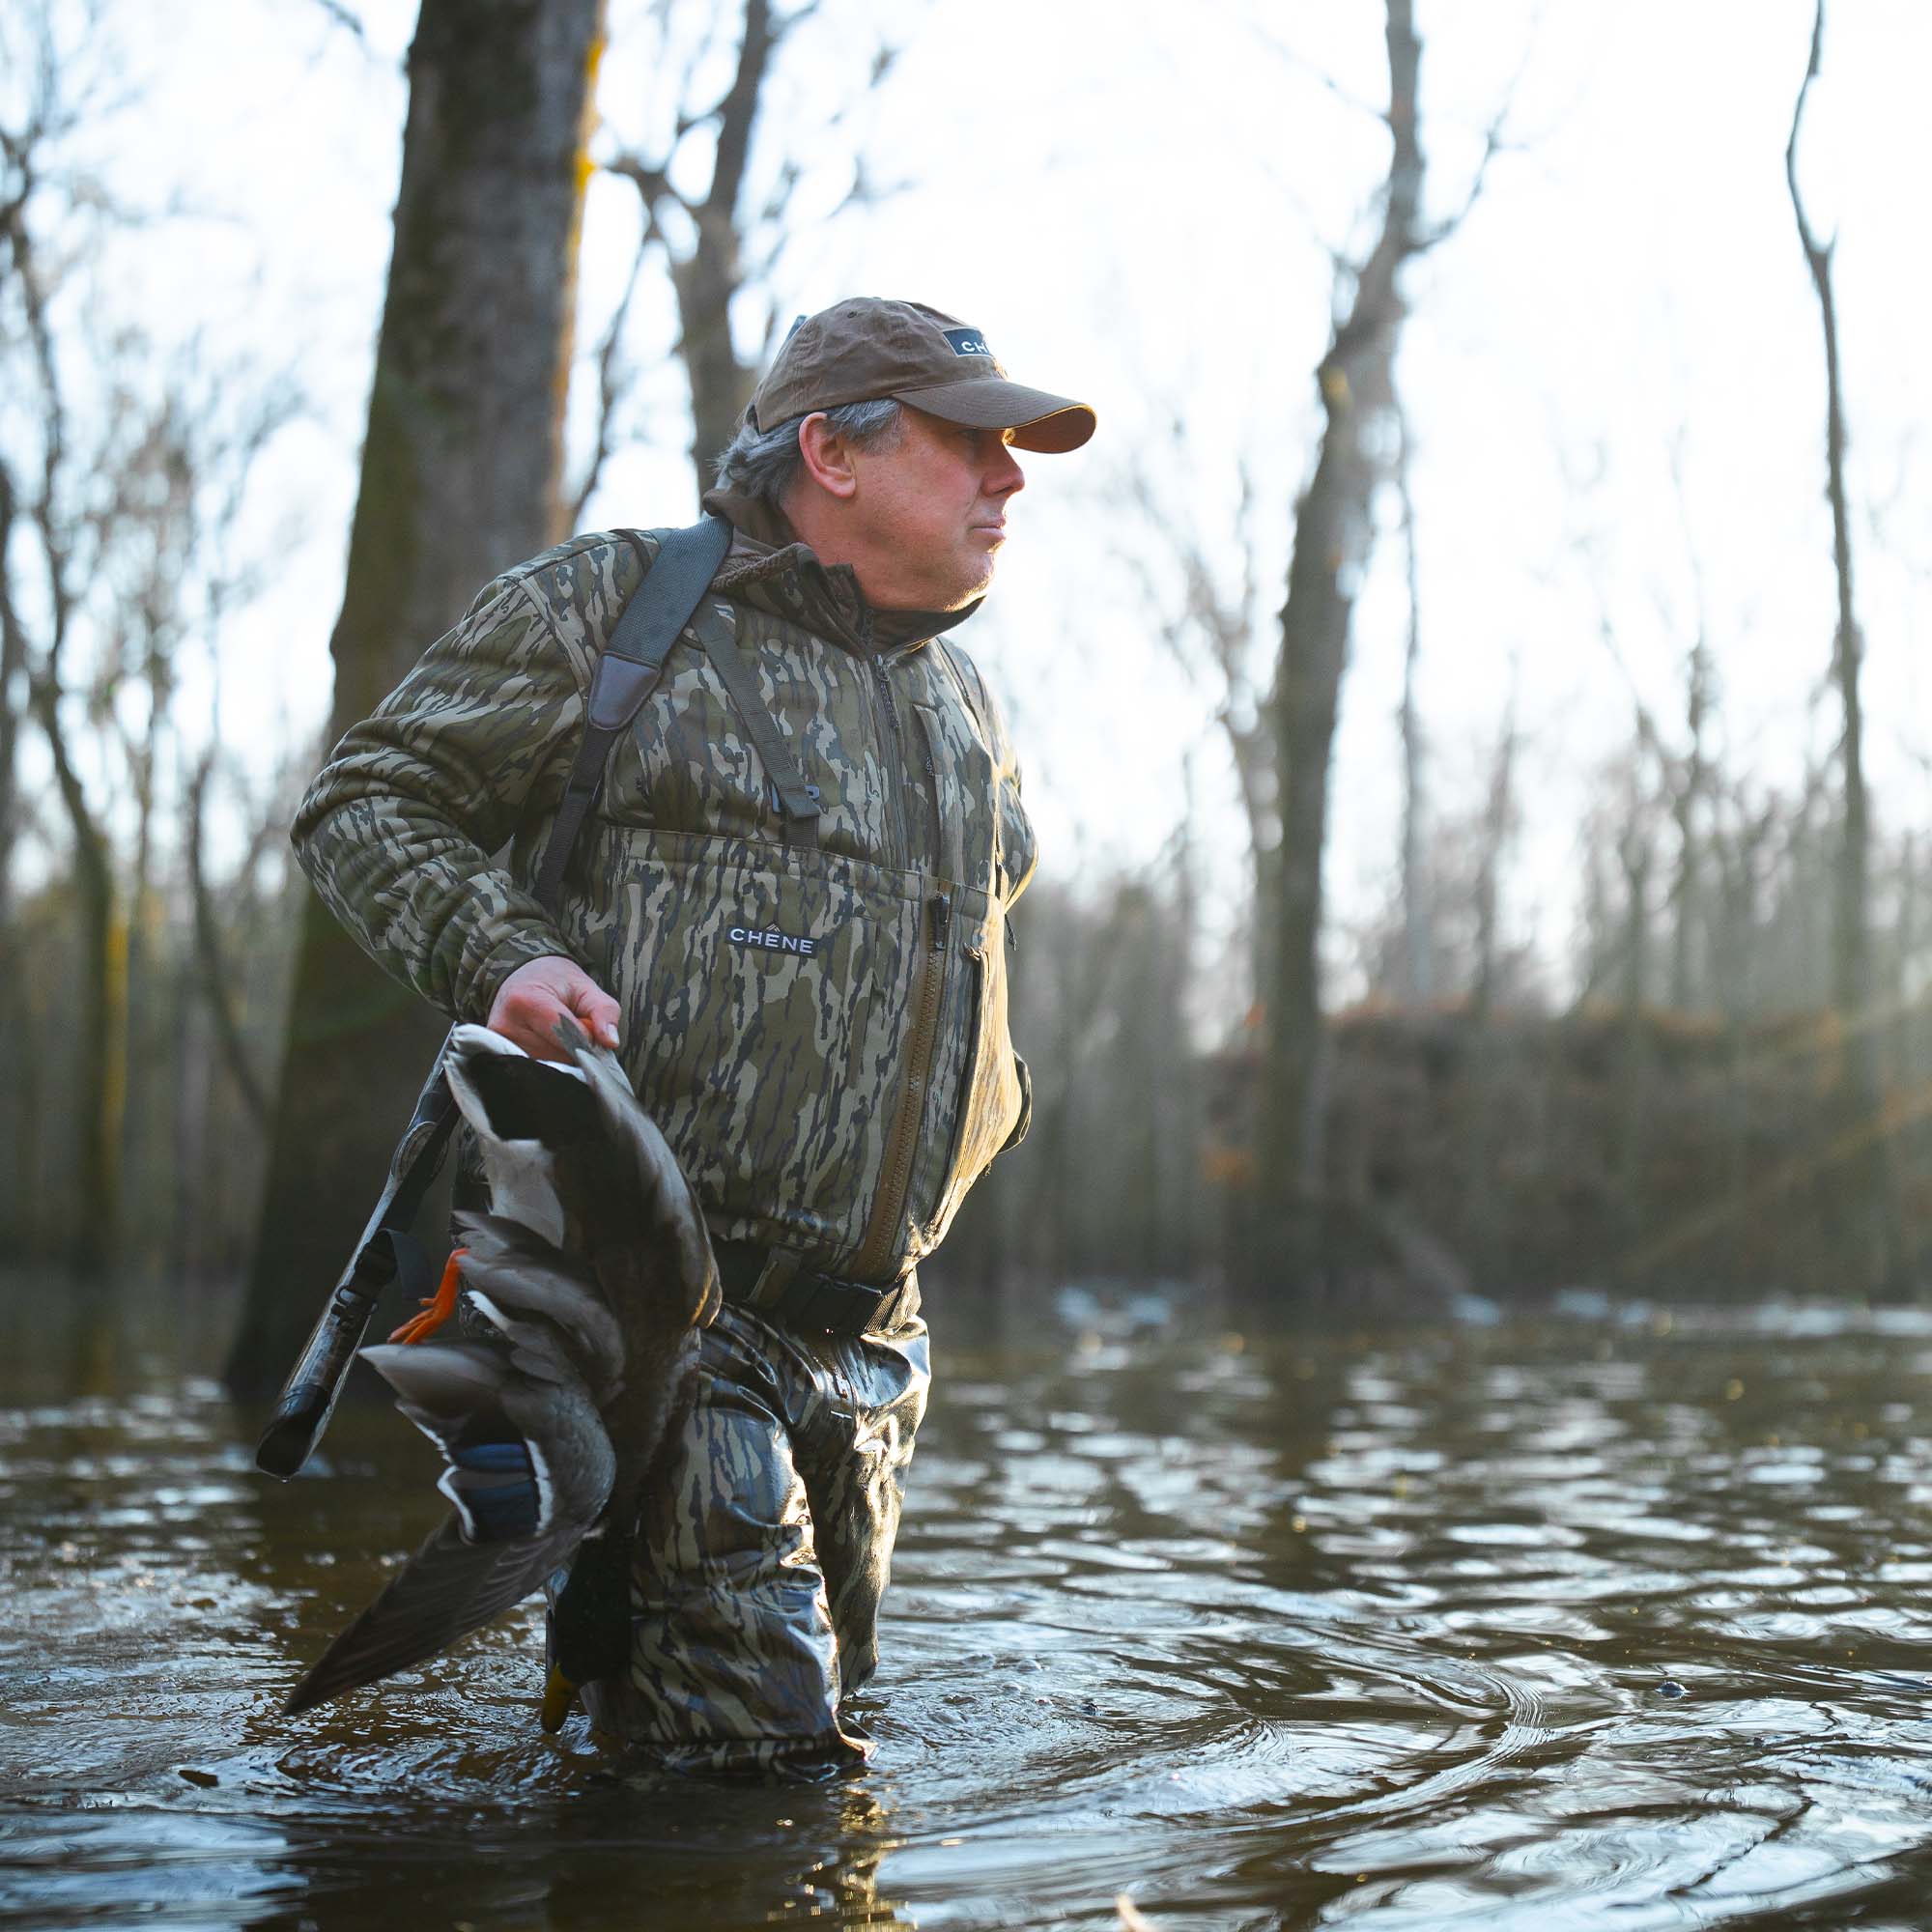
[283,1018,719,1722]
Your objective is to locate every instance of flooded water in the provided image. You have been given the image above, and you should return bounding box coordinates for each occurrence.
[8,1290,1932,1929]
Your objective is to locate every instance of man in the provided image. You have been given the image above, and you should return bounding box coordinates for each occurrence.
[293,298,1094,1776]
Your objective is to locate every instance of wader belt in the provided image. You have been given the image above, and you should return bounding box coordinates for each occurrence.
[712,1236,910,1336]
[689,600,822,850]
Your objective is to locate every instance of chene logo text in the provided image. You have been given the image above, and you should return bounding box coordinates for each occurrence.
[728,923,818,957]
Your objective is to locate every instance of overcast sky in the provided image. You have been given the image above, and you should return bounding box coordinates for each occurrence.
[87,0,1932,1004]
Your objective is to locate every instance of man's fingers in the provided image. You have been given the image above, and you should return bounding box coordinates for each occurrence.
[503,992,574,1062]
[581,988,622,1051]
[558,975,621,1050]
[487,955,620,1058]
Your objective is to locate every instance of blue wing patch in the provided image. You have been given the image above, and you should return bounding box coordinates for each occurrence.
[442,1438,542,1543]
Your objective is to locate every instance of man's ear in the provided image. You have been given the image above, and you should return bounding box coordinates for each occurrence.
[796,412,860,500]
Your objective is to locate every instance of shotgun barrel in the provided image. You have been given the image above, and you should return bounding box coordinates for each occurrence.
[253,1038,457,1479]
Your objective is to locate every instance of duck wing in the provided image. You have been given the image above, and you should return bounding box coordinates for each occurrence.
[442,1020,721,1340]
[283,1514,586,1718]
[569,1024,721,1331]
[447,1021,719,1476]
[282,1330,613,1718]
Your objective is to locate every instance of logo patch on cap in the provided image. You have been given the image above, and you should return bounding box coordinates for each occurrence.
[943,327,992,358]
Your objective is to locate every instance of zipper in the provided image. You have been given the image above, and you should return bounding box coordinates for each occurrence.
[850,889,952,1282]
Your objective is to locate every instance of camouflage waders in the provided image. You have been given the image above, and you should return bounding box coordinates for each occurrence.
[570,1296,929,1778]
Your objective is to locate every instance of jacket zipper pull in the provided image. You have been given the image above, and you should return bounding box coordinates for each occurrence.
[929,893,951,951]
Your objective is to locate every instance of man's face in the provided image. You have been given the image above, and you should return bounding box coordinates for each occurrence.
[845,406,1026,611]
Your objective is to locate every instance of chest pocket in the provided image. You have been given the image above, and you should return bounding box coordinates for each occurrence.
[598,647,775,842]
[600,617,901,867]
[910,697,998,893]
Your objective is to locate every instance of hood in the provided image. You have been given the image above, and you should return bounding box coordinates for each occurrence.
[700,482,980,656]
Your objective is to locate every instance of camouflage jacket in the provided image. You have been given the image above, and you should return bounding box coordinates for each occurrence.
[293,493,1037,1284]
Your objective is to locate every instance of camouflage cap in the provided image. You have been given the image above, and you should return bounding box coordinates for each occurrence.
[750,298,1095,454]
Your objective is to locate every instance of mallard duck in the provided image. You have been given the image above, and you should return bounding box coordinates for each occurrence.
[283,1018,719,1722]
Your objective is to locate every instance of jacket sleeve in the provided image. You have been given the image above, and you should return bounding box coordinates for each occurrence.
[292,570,595,1024]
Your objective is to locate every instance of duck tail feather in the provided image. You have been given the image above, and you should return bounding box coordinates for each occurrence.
[359,1341,508,1418]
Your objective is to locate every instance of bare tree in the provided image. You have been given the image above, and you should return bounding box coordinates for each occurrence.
[1786,0,1898,1290]
[1661,436,1718,1014]
[185,752,270,1128]
[0,10,143,1269]
[3,362,289,1276]
[1469,658,1520,1025]
[1260,0,1435,1265]
[602,0,910,502]
[0,465,24,943]
[1576,445,1724,1022]
[231,0,608,1395]
[1121,444,1277,1009]
[1393,391,1433,1008]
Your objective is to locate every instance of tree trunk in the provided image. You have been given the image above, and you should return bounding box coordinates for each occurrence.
[1615,812,1654,1263]
[1394,397,1433,1008]
[0,467,28,1254]
[1258,0,1425,1293]
[0,469,23,933]
[669,0,772,499]
[1786,0,1898,1293]
[1667,639,1711,1012]
[672,236,757,504]
[228,0,606,1399]
[1470,668,1519,1024]
[33,682,122,1274]
[187,754,270,1127]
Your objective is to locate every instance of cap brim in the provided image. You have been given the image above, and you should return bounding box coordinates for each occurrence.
[894,378,1096,453]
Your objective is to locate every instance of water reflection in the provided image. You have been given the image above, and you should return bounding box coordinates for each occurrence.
[7,1292,1932,1926]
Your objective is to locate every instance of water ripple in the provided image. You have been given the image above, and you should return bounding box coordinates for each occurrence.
[9,1307,1932,1925]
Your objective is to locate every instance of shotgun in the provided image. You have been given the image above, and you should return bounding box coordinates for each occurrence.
[252,1038,456,1478]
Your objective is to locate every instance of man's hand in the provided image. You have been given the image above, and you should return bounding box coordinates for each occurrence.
[487,954,621,1062]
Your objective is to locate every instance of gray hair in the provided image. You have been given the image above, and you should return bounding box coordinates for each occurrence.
[711,397,905,508]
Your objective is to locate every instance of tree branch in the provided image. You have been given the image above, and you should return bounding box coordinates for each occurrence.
[1785,0,1829,265]
[0,452,28,923]
[1417,114,1510,250]
[569,230,649,526]
[703,0,773,222]
[606,151,678,229]
[304,0,367,47]
[186,752,270,1126]
[1246,27,1385,123]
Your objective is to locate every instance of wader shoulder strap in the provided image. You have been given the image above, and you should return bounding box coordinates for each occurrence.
[690,597,822,850]
[532,515,733,910]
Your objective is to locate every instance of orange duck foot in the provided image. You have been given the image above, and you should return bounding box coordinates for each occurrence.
[389,1246,468,1345]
